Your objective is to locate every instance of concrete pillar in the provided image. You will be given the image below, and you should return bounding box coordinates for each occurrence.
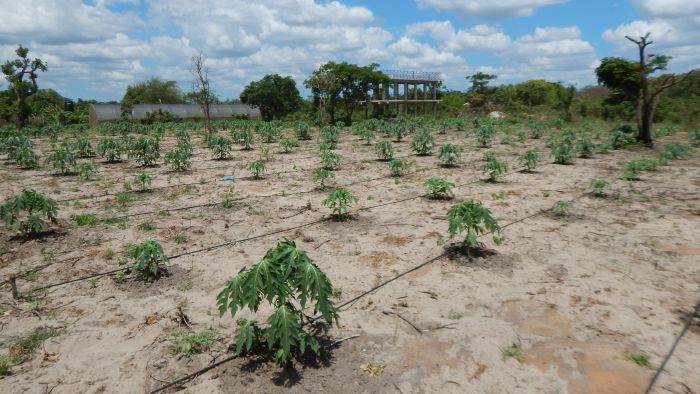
[413,83,418,115]
[404,82,408,114]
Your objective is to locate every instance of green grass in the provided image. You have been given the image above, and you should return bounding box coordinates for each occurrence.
[71,213,100,226]
[500,342,524,362]
[1,327,65,363]
[170,328,219,358]
[624,352,650,367]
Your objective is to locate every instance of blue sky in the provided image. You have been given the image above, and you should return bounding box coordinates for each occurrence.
[1,0,698,101]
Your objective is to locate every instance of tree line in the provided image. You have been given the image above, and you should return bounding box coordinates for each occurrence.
[1,33,697,147]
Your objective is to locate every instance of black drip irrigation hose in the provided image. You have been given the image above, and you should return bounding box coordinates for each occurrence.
[644,299,700,394]
[17,159,550,292]
[147,191,586,393]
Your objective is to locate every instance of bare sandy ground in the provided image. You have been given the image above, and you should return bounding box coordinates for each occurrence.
[0,126,698,394]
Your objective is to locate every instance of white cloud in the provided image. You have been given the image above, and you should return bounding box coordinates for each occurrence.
[416,0,567,19]
[406,21,512,52]
[603,2,700,72]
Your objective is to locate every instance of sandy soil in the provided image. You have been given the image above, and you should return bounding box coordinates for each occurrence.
[0,124,698,394]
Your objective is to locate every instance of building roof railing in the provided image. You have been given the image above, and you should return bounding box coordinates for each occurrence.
[383,70,441,82]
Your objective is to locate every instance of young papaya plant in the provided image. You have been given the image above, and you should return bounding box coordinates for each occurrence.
[313,168,334,190]
[528,122,544,139]
[575,139,595,158]
[551,142,575,165]
[439,144,462,167]
[216,239,339,365]
[375,141,394,161]
[164,148,192,172]
[77,162,97,180]
[393,124,409,142]
[322,126,339,149]
[321,150,341,170]
[294,122,312,140]
[98,138,123,162]
[411,129,435,155]
[73,138,95,158]
[11,146,39,169]
[553,200,570,216]
[210,136,232,160]
[126,240,168,281]
[46,148,77,175]
[475,124,496,148]
[135,172,152,192]
[688,129,700,147]
[659,143,693,160]
[321,187,357,219]
[1,190,58,235]
[248,160,266,179]
[591,179,609,197]
[425,178,454,199]
[481,158,508,182]
[360,129,375,145]
[389,159,410,177]
[279,138,299,153]
[447,200,503,255]
[518,149,540,172]
[130,137,160,167]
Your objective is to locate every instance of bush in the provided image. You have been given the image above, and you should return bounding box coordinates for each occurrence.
[609,128,636,149]
[425,178,454,199]
[481,158,508,181]
[411,129,435,155]
[98,138,123,162]
[321,126,339,149]
[688,129,700,147]
[591,179,609,196]
[1,190,58,235]
[575,139,595,158]
[360,129,374,145]
[170,328,219,358]
[135,172,152,192]
[294,122,312,140]
[10,146,39,169]
[375,141,394,161]
[553,200,570,216]
[659,143,693,160]
[279,138,299,153]
[321,187,357,218]
[518,149,540,172]
[126,241,168,281]
[217,239,339,365]
[321,150,341,170]
[447,200,503,255]
[439,144,461,167]
[475,124,495,148]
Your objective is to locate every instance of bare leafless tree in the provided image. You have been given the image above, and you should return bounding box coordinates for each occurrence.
[189,52,214,134]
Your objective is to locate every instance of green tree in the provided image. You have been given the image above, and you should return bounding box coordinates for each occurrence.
[121,78,185,108]
[596,33,693,146]
[240,74,301,121]
[1,45,47,127]
[466,72,497,94]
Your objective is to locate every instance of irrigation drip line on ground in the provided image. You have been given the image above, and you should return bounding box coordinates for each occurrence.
[18,158,535,294]
[147,190,591,393]
[644,299,700,394]
[12,158,555,292]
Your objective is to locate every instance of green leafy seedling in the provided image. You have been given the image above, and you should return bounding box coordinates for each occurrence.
[126,240,168,281]
[1,190,58,235]
[447,200,502,255]
[425,178,454,199]
[321,187,358,219]
[313,168,334,190]
[518,149,540,172]
[248,160,266,179]
[591,179,609,197]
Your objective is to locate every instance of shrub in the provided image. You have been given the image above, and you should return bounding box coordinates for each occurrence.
[129,137,160,167]
[518,149,540,172]
[164,149,192,172]
[375,141,394,161]
[528,122,544,139]
[321,150,341,170]
[389,159,410,177]
[482,151,496,162]
[425,178,454,199]
[233,129,255,150]
[447,200,503,255]
[73,138,95,158]
[576,139,595,158]
[210,136,232,160]
[551,142,575,165]
[98,138,123,162]
[71,213,99,226]
[411,129,435,155]
[481,158,508,181]
[1,190,58,235]
[248,160,266,179]
[77,162,97,180]
[135,172,152,192]
[313,168,334,190]
[609,129,636,149]
[279,138,299,153]
[321,187,357,218]
[260,124,280,143]
[439,144,462,167]
[659,143,692,160]
[217,239,339,365]
[393,124,409,142]
[591,179,609,197]
[688,129,700,146]
[622,158,663,180]
[126,241,168,281]
[46,148,77,175]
